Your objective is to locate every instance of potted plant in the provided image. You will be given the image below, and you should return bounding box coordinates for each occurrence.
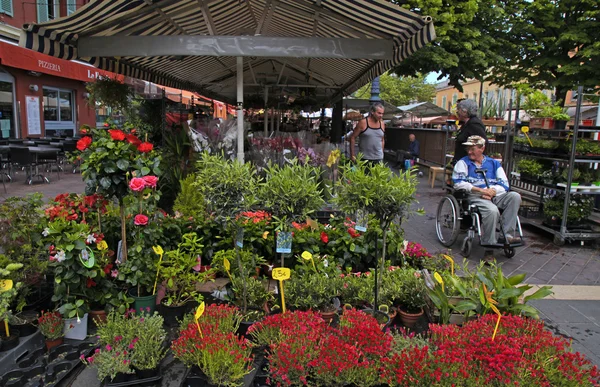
[394,268,427,329]
[228,276,274,336]
[552,111,571,130]
[516,158,544,183]
[339,272,374,309]
[543,194,594,227]
[158,233,212,327]
[287,269,342,322]
[83,309,167,381]
[38,311,64,351]
[0,262,23,351]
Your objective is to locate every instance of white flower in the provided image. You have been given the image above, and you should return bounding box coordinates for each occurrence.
[42,228,50,237]
[55,250,66,262]
[323,259,329,268]
[77,315,81,324]
[86,234,96,244]
[80,249,89,261]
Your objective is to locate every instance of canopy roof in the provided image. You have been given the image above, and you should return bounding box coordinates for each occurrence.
[20,0,435,103]
[397,102,450,117]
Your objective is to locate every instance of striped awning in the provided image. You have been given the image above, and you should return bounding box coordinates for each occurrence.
[20,0,435,103]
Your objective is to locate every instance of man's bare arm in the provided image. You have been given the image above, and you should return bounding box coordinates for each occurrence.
[349,120,366,161]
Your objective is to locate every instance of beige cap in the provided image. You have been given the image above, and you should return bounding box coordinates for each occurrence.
[462,135,486,146]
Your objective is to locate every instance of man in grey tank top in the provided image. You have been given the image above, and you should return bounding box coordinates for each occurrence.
[349,103,385,164]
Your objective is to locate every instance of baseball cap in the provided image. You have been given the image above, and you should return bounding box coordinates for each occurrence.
[462,135,486,146]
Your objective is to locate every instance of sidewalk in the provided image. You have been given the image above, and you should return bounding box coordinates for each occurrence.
[2,166,600,385]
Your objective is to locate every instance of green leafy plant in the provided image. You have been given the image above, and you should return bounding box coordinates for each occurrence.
[86,77,133,113]
[543,194,594,224]
[228,276,274,319]
[516,158,544,176]
[0,262,23,324]
[159,233,211,307]
[173,174,205,218]
[287,269,342,312]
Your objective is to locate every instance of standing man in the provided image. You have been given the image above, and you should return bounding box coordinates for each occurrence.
[349,103,385,164]
[452,99,488,164]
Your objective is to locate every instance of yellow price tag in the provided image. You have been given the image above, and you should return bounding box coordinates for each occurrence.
[223,258,232,280]
[442,255,455,276]
[306,217,319,231]
[301,251,317,271]
[272,268,290,281]
[272,268,291,313]
[0,279,13,292]
[152,245,164,295]
[455,120,459,126]
[4,320,8,337]
[521,126,529,133]
[434,272,444,291]
[194,301,205,338]
[152,245,164,256]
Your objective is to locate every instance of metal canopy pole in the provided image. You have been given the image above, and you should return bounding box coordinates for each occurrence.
[237,57,244,163]
[503,93,513,170]
[270,108,275,133]
[264,86,269,136]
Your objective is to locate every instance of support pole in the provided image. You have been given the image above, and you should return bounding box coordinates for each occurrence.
[237,57,244,163]
[270,108,275,134]
[264,86,269,136]
[503,93,513,171]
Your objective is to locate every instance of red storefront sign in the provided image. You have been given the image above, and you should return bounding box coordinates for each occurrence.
[0,41,123,82]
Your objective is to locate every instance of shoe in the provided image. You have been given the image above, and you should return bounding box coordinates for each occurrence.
[506,236,521,244]
[482,250,495,264]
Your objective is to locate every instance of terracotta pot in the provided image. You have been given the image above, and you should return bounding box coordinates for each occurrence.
[319,310,337,324]
[397,307,424,329]
[45,337,64,351]
[89,309,107,327]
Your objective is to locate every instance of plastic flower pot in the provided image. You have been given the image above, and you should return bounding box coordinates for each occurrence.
[128,288,157,314]
[64,313,88,340]
[0,329,20,351]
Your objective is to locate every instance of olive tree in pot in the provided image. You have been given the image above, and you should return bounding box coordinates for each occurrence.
[194,152,259,315]
[335,159,418,313]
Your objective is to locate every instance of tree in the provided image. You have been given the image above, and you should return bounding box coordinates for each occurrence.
[390,0,508,91]
[489,0,600,106]
[353,73,436,106]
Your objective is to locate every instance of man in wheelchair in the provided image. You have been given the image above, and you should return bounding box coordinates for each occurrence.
[452,135,522,261]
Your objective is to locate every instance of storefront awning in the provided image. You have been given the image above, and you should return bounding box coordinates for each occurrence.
[19,0,435,104]
[0,41,122,83]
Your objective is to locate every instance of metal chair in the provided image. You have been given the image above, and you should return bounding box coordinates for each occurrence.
[9,146,47,184]
[36,145,61,180]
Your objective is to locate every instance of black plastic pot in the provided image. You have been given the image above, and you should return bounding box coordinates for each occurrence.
[0,330,20,351]
[9,321,38,337]
[159,300,196,327]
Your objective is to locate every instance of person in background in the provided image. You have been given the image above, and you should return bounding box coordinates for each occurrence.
[452,99,487,164]
[349,103,385,165]
[452,135,521,262]
[398,133,420,169]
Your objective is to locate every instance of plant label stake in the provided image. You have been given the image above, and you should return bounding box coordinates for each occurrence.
[301,251,317,272]
[272,268,290,313]
[443,255,455,276]
[483,284,502,340]
[223,258,233,281]
[355,209,368,232]
[152,245,164,295]
[194,301,205,338]
[434,272,444,292]
[0,279,12,337]
[521,126,533,147]
[235,228,244,248]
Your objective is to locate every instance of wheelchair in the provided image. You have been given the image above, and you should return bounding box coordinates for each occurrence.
[435,170,524,258]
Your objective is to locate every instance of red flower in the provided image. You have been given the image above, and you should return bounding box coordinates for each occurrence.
[130,129,137,134]
[86,278,97,288]
[137,142,153,153]
[108,129,126,141]
[76,136,92,151]
[129,177,146,192]
[103,122,109,127]
[320,232,329,244]
[142,175,158,188]
[134,214,149,226]
[125,134,142,146]
[347,227,361,238]
[103,263,113,275]
[80,128,87,134]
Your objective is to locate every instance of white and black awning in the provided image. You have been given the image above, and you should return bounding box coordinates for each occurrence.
[20,0,435,103]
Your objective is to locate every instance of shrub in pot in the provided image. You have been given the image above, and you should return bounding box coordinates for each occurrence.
[516,158,544,182]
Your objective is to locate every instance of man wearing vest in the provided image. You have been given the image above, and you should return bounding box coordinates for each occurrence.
[452,135,522,262]
[349,103,385,164]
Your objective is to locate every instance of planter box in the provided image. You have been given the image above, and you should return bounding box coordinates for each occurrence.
[529,118,555,129]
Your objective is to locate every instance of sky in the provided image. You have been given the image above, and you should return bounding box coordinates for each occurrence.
[425,71,445,84]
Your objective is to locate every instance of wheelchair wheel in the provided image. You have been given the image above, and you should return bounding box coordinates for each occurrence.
[461,236,472,257]
[436,194,460,247]
[504,247,515,258]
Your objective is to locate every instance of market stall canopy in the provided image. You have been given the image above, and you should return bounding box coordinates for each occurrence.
[19,0,435,104]
[342,98,400,114]
[397,102,450,117]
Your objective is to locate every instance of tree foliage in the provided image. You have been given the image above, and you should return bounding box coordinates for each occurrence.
[489,0,600,106]
[353,72,436,106]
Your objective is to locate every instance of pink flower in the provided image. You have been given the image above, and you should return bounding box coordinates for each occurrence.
[134,214,149,226]
[129,177,146,192]
[142,175,158,188]
[111,269,118,278]
[106,344,112,351]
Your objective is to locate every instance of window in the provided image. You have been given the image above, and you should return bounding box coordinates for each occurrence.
[67,0,76,15]
[43,87,73,124]
[37,0,59,23]
[473,93,478,103]
[432,96,437,106]
[442,96,447,110]
[452,93,458,106]
[0,0,13,16]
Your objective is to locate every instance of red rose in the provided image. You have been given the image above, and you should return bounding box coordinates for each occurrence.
[80,128,87,134]
[134,214,149,226]
[129,177,146,192]
[137,142,154,153]
[103,123,109,127]
[108,129,125,141]
[76,136,92,151]
[125,134,142,146]
[320,232,329,244]
[142,175,158,188]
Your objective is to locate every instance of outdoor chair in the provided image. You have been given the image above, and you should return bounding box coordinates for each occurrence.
[36,145,62,180]
[61,141,80,173]
[9,146,46,184]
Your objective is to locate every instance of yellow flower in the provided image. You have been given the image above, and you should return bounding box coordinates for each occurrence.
[96,240,108,251]
[262,231,269,239]
[483,284,500,315]
[326,149,341,167]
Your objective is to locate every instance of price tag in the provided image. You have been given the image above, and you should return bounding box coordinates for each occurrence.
[355,209,368,232]
[276,231,292,253]
[152,245,164,295]
[272,268,291,313]
[442,254,455,276]
[520,126,533,146]
[0,279,13,292]
[235,228,244,248]
[194,301,205,338]
[306,217,319,231]
[434,272,444,291]
[301,251,317,272]
[223,258,233,280]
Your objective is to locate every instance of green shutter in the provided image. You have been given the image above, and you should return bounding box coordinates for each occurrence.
[0,0,13,16]
[67,0,76,15]
[37,0,49,23]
